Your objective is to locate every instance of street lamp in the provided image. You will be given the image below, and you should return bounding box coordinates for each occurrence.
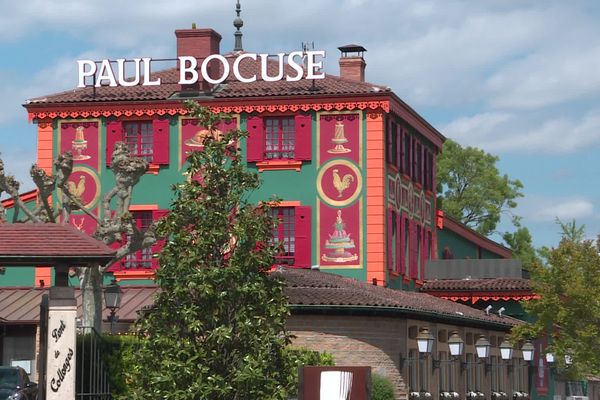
[104,280,122,334]
[520,341,534,362]
[500,340,514,361]
[475,335,491,359]
[417,328,435,354]
[448,331,464,357]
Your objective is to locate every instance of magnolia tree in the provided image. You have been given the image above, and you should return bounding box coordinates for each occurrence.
[123,102,293,399]
[0,144,158,332]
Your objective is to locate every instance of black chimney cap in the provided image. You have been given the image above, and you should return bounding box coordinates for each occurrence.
[338,44,367,55]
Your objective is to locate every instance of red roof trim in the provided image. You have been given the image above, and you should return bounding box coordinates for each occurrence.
[0,189,38,210]
[26,96,390,122]
[442,215,512,258]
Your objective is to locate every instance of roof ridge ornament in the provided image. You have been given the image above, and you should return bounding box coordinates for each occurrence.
[233,0,244,52]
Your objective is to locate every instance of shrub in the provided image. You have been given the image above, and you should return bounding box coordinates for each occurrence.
[371,373,396,400]
[284,347,335,397]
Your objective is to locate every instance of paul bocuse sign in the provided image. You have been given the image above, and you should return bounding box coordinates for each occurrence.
[77,51,326,88]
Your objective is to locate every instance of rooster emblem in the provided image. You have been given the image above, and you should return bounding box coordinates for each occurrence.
[67,175,86,203]
[332,169,354,198]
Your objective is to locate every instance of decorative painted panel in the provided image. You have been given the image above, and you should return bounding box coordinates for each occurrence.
[178,116,239,168]
[386,171,434,227]
[316,113,364,269]
[58,120,102,235]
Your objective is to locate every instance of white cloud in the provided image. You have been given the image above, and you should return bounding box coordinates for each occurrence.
[486,45,600,110]
[518,195,594,223]
[442,109,600,154]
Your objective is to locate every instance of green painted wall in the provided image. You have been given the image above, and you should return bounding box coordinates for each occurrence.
[437,228,478,259]
[0,267,35,286]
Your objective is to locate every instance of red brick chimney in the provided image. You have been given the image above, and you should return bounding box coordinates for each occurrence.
[338,44,367,83]
[175,27,222,92]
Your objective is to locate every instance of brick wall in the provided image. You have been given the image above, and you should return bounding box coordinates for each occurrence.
[288,314,408,399]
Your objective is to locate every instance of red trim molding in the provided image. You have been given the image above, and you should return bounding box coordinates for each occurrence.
[0,189,38,209]
[256,160,302,172]
[28,100,390,122]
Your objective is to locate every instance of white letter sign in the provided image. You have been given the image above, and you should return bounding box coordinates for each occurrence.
[78,50,326,87]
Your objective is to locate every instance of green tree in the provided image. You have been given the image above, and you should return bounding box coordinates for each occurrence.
[511,221,600,377]
[437,139,523,236]
[502,217,539,268]
[123,102,292,400]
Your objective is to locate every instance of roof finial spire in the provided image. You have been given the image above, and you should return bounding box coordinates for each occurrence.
[233,0,244,52]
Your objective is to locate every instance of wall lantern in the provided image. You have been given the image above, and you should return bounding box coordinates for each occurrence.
[500,340,514,360]
[545,353,555,364]
[475,335,491,359]
[417,328,435,354]
[521,341,534,362]
[104,280,123,334]
[448,331,464,357]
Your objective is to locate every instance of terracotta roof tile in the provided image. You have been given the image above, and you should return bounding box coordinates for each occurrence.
[421,278,531,292]
[0,223,115,259]
[274,268,519,327]
[26,55,388,105]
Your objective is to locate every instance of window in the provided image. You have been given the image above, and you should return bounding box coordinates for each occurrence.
[407,349,419,392]
[271,207,295,265]
[124,211,154,269]
[387,209,398,272]
[246,114,312,168]
[404,132,411,176]
[466,353,475,391]
[265,117,295,159]
[269,205,311,268]
[105,118,170,166]
[124,121,153,162]
[109,208,168,276]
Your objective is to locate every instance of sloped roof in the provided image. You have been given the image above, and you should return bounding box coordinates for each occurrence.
[421,278,531,292]
[0,269,520,328]
[274,268,519,328]
[0,223,115,264]
[26,54,389,105]
[0,286,156,323]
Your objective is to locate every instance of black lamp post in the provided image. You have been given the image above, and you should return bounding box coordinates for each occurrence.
[104,280,122,334]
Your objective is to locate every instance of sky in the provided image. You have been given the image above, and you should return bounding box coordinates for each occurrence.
[0,0,599,249]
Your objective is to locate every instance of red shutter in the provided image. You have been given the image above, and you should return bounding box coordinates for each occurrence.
[152,118,170,165]
[387,208,393,271]
[106,121,123,167]
[410,220,417,279]
[294,113,312,161]
[395,124,402,171]
[106,241,122,272]
[400,216,406,275]
[294,206,312,268]
[386,119,393,164]
[151,209,169,269]
[395,213,402,273]
[246,115,264,162]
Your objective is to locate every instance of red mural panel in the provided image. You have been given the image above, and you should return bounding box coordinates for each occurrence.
[319,114,360,165]
[59,121,100,170]
[180,118,238,167]
[317,113,363,269]
[319,202,360,267]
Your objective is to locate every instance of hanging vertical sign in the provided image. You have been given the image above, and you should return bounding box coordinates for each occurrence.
[45,305,77,399]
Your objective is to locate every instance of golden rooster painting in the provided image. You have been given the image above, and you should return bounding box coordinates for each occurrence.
[67,175,86,203]
[332,169,354,198]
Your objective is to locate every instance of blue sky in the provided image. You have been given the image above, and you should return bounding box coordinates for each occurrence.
[0,0,599,249]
